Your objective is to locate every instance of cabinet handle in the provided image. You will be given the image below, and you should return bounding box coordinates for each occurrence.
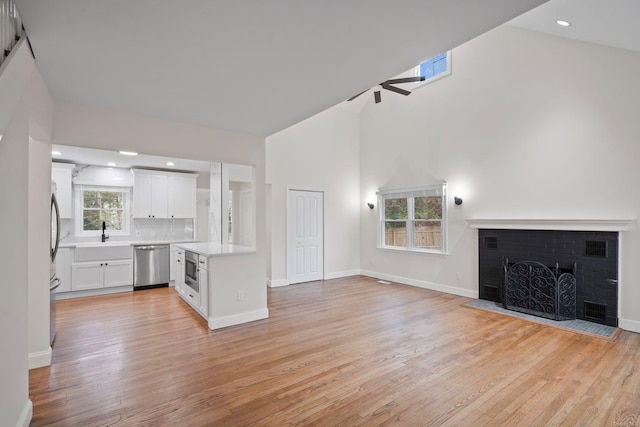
[100,263,103,266]
[105,263,108,266]
[189,294,194,298]
[177,260,181,263]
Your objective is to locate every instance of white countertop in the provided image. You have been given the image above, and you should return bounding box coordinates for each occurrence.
[59,239,198,248]
[174,242,256,257]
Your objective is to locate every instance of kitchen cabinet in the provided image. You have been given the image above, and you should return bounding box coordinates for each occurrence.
[52,163,75,218]
[71,259,133,291]
[175,248,185,295]
[169,245,177,282]
[197,255,208,316]
[132,169,198,219]
[132,170,168,218]
[55,247,72,293]
[168,175,197,218]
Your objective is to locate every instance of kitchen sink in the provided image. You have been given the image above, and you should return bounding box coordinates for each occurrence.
[74,244,133,261]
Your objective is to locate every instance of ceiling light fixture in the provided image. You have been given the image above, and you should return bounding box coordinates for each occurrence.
[118,150,138,156]
[166,162,175,166]
[556,19,571,27]
[52,150,62,156]
[107,162,116,167]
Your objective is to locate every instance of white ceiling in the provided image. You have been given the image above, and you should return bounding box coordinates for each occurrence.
[508,0,640,54]
[51,144,213,175]
[15,0,548,137]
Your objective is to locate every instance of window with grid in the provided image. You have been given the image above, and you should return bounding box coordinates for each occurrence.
[76,187,130,235]
[378,184,447,254]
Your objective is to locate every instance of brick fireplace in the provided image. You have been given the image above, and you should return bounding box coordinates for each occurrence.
[478,229,618,326]
[467,219,634,328]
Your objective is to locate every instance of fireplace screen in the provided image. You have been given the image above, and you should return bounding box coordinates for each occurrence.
[503,259,576,321]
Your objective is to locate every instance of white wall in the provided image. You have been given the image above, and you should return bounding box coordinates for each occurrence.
[0,38,47,427]
[359,26,640,328]
[266,107,361,285]
[28,65,56,370]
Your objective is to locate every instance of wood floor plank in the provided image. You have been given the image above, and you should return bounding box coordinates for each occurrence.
[29,276,640,426]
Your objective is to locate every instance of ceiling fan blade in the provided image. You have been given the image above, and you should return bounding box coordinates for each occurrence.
[347,89,369,101]
[383,76,426,85]
[382,84,411,96]
[374,90,381,104]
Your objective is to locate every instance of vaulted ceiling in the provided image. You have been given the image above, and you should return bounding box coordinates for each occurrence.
[16,1,548,137]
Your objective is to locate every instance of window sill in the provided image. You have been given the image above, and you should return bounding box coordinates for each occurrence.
[377,246,449,256]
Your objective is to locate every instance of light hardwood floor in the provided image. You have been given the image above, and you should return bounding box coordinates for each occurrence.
[30,276,640,426]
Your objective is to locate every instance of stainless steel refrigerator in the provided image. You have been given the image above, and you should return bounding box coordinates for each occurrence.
[50,183,61,345]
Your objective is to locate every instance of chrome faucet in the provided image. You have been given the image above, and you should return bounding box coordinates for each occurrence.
[101,221,109,242]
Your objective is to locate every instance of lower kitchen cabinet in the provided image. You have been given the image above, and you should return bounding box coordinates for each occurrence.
[197,255,208,316]
[72,259,133,291]
[175,249,185,295]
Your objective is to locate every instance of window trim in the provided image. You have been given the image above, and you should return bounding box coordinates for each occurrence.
[74,185,131,237]
[413,51,452,89]
[377,184,448,255]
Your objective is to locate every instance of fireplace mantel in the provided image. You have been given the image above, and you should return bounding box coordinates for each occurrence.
[466,218,636,232]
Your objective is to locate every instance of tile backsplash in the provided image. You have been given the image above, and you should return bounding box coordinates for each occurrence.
[60,218,195,243]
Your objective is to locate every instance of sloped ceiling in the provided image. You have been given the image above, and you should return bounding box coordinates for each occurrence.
[16,0,548,137]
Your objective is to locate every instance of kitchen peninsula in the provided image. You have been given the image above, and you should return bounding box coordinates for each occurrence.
[174,242,268,330]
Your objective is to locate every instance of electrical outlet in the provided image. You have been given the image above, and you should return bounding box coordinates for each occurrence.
[237,290,245,301]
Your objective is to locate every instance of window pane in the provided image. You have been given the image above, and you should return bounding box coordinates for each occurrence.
[415,196,442,220]
[420,60,434,79]
[385,198,408,220]
[102,210,123,230]
[100,192,123,209]
[434,56,447,75]
[83,191,99,208]
[385,221,407,247]
[83,210,101,231]
[414,221,442,249]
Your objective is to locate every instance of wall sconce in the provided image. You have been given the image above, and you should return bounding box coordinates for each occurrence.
[454,197,463,206]
[367,202,375,210]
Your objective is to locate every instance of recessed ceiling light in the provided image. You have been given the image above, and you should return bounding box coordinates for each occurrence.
[52,150,62,156]
[118,150,138,156]
[556,20,571,27]
[112,177,124,181]
[166,162,175,166]
[107,162,116,167]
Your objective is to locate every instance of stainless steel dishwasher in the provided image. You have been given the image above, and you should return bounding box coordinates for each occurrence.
[133,245,170,289]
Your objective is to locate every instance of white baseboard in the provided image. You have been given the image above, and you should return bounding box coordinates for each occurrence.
[16,399,32,427]
[267,278,288,288]
[56,285,133,300]
[325,269,361,280]
[208,307,269,330]
[360,269,478,299]
[618,318,640,333]
[28,346,52,369]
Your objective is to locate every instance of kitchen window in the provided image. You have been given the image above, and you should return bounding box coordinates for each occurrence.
[75,186,130,236]
[378,184,447,254]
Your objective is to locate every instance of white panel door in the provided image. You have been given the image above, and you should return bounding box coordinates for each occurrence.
[287,190,323,284]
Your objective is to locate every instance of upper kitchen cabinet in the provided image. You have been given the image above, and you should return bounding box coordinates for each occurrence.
[168,174,197,218]
[132,170,168,218]
[132,169,197,219]
[52,163,75,218]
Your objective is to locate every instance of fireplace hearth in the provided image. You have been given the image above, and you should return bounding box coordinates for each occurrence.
[478,229,618,327]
